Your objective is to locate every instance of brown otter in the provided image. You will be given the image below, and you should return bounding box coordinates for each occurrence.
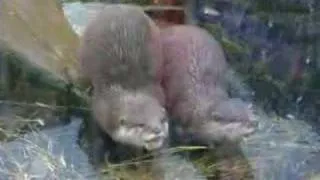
[160,25,256,145]
[78,4,169,151]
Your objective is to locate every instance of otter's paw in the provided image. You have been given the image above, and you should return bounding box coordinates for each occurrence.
[219,122,255,140]
[198,120,255,144]
[209,98,258,140]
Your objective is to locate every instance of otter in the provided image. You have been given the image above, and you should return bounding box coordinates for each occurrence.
[78,4,168,151]
[160,25,256,145]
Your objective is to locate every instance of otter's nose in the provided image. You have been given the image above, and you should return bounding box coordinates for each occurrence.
[144,133,160,142]
[147,122,162,134]
[143,125,163,142]
[153,127,162,134]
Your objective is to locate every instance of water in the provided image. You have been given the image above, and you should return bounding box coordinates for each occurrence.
[240,110,320,179]
[0,119,98,180]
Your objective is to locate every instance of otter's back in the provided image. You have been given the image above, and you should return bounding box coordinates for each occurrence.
[78,4,163,89]
[161,25,228,110]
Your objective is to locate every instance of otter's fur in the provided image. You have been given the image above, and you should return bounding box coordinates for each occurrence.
[78,4,168,151]
[161,25,255,144]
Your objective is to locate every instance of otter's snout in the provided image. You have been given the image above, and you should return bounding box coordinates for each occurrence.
[143,136,165,150]
[144,132,161,142]
[143,122,169,150]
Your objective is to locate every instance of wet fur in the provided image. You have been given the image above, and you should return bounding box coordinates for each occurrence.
[78,4,168,151]
[161,25,256,145]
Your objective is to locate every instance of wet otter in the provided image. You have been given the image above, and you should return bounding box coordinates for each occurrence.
[78,4,168,151]
[161,25,256,145]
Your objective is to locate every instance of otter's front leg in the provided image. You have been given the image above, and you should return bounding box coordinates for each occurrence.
[184,99,256,146]
[203,98,257,143]
[195,120,255,145]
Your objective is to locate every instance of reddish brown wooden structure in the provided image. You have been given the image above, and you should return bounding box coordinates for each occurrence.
[144,0,186,28]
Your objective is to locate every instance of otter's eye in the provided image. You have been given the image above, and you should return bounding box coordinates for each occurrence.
[137,124,145,128]
[119,117,126,125]
[212,112,222,121]
[161,117,167,124]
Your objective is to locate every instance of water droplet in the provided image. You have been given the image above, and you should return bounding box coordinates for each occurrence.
[306,57,311,64]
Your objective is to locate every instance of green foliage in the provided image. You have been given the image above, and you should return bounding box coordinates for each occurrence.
[0,47,89,138]
[97,146,252,180]
[201,0,320,120]
[1,49,61,102]
[118,0,153,5]
[250,0,310,14]
[201,23,250,56]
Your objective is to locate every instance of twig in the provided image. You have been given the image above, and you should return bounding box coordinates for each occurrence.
[0,100,89,111]
[142,5,184,11]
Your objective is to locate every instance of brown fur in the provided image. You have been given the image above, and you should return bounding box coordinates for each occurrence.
[78,4,168,150]
[161,25,256,144]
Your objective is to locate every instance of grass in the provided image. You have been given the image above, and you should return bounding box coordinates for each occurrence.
[0,103,254,180]
[1,93,318,180]
[0,132,87,179]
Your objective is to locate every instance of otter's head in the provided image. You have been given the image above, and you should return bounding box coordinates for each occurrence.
[210,98,257,141]
[92,87,169,151]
